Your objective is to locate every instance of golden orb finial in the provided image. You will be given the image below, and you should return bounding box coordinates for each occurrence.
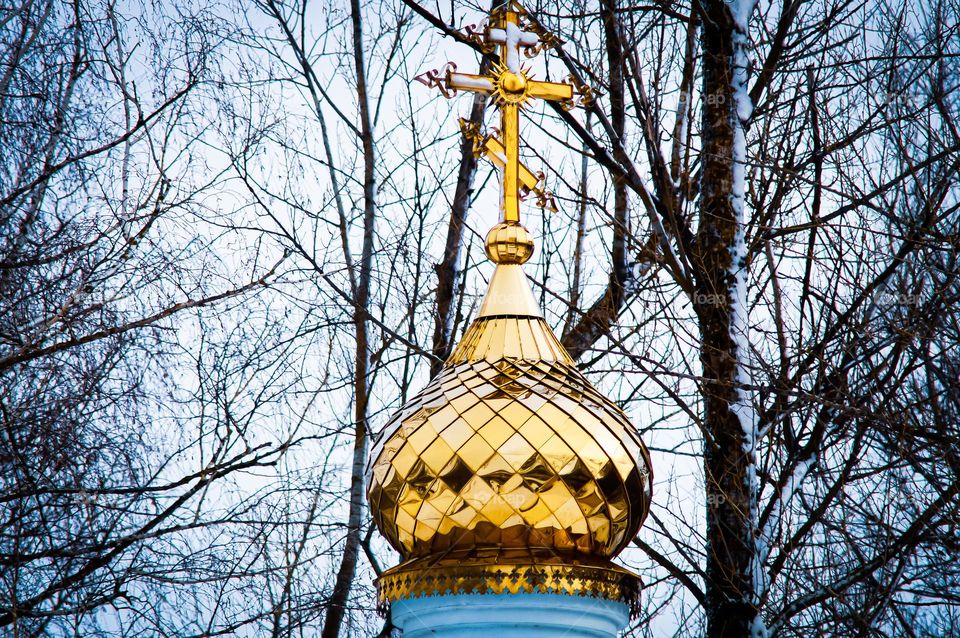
[485,222,534,264]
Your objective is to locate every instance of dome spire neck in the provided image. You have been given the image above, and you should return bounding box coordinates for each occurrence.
[477,264,542,318]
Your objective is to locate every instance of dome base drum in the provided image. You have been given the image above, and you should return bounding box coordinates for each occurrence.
[377,556,641,619]
[391,592,632,638]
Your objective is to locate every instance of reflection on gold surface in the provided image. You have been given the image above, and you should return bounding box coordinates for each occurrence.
[485,221,535,265]
[366,255,652,615]
[367,263,653,563]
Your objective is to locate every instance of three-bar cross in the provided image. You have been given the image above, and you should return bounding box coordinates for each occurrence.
[417,2,584,224]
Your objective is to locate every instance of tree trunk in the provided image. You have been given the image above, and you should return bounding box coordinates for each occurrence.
[429,1,497,377]
[321,0,376,635]
[561,0,631,361]
[694,1,762,636]
[430,86,487,377]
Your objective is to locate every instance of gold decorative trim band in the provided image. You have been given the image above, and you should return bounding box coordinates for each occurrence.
[376,560,642,619]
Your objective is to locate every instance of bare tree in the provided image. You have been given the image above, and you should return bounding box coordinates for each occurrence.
[4,0,958,636]
[0,1,314,634]
[396,1,960,636]
[226,1,453,635]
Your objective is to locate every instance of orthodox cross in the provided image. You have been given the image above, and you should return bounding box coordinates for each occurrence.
[416,1,590,223]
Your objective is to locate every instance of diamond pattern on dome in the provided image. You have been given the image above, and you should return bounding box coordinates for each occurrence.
[367,315,652,561]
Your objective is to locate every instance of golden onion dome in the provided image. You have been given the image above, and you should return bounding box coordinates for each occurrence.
[367,222,652,571]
